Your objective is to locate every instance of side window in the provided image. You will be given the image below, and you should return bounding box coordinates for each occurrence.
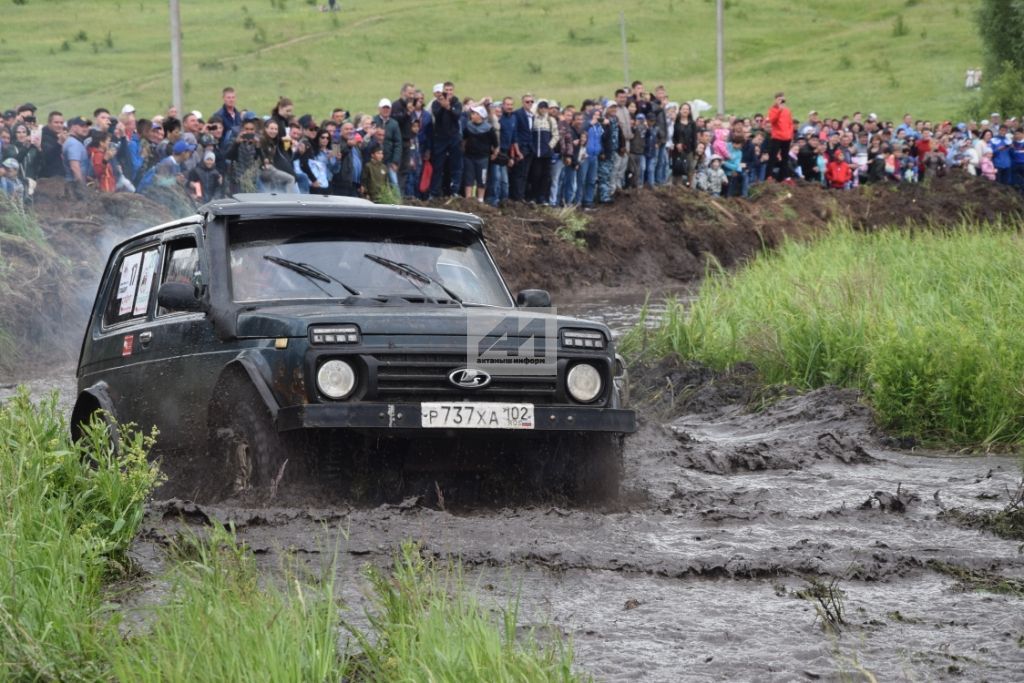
[158,238,201,316]
[103,246,161,327]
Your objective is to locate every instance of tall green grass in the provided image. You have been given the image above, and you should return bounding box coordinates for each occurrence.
[1,393,583,682]
[0,390,160,680]
[348,542,580,683]
[108,525,347,683]
[622,222,1024,448]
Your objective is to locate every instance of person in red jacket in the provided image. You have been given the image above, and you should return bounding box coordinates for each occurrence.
[87,131,116,193]
[825,149,852,189]
[766,91,794,183]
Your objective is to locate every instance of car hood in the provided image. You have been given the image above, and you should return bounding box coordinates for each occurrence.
[234,303,610,340]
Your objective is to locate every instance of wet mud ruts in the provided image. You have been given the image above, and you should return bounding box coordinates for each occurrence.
[133,357,1024,681]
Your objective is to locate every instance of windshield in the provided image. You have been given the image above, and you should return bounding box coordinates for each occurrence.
[228,218,512,306]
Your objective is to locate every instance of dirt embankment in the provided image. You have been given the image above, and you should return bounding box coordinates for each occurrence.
[0,179,174,377]
[477,173,1024,294]
[1,174,1020,379]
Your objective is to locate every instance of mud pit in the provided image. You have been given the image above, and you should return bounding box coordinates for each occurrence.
[4,181,1024,679]
[91,293,1019,682]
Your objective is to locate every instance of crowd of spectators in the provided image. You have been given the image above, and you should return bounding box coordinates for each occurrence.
[3,82,1023,208]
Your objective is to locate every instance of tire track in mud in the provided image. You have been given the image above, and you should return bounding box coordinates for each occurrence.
[136,385,1024,681]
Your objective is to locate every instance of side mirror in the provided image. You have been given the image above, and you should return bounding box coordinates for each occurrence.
[516,289,551,308]
[157,282,206,313]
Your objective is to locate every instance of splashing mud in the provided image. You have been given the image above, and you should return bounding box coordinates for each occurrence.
[97,292,1021,681]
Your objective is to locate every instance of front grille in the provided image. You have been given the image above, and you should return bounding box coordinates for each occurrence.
[370,353,559,403]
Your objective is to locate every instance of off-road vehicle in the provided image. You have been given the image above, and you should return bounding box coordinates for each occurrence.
[73,194,635,500]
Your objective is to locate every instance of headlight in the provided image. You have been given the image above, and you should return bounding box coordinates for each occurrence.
[310,324,360,344]
[561,328,606,349]
[567,363,602,403]
[317,360,356,399]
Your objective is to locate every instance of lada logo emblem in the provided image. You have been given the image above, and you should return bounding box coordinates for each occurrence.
[449,368,491,389]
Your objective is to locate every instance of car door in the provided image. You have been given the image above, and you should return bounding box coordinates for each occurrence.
[140,228,225,454]
[80,235,164,433]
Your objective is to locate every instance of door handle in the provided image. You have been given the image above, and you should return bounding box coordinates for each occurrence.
[138,331,153,347]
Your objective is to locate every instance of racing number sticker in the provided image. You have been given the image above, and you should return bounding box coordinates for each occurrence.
[122,334,134,357]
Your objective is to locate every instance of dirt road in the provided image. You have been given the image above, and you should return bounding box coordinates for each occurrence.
[5,292,1023,681]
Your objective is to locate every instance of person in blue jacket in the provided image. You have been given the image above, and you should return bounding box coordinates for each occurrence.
[990,124,1013,185]
[722,135,746,197]
[1011,127,1024,191]
[576,105,604,208]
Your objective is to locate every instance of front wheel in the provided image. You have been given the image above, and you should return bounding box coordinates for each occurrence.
[208,375,296,500]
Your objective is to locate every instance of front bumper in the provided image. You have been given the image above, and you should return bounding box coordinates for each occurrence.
[277,402,636,433]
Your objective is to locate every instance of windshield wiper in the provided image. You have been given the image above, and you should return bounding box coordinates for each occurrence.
[363,253,463,305]
[263,255,360,296]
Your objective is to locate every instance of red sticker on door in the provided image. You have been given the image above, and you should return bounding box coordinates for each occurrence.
[122,334,134,357]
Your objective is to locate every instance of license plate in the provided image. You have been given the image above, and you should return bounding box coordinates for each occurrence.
[421,402,534,429]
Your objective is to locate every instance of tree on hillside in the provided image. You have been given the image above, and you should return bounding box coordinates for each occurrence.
[977,0,1024,79]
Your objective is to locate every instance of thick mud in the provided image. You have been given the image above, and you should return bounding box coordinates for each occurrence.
[95,294,1022,681]
[5,184,1024,678]
[131,388,1024,681]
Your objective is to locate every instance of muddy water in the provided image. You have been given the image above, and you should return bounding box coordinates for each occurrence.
[7,289,1024,681]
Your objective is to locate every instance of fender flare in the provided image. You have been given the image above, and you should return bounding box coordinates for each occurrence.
[70,381,119,446]
[211,350,282,422]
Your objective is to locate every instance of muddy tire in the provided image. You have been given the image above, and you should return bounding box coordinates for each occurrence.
[567,432,624,503]
[208,375,297,499]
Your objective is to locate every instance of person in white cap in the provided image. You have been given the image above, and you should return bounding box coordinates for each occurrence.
[1,157,25,202]
[462,105,497,201]
[373,97,402,188]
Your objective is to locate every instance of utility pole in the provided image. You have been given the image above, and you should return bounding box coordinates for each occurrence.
[619,11,630,86]
[170,0,183,115]
[716,0,725,115]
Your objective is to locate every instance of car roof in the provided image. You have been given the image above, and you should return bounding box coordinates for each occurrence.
[200,194,484,233]
[117,194,485,246]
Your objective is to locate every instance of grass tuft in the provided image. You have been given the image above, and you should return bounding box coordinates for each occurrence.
[346,541,582,682]
[551,206,589,249]
[108,524,347,683]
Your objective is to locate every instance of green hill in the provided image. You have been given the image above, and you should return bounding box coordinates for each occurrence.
[4,0,982,124]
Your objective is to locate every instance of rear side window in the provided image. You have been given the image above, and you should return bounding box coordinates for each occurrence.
[103,246,160,327]
[162,240,200,286]
[157,238,201,316]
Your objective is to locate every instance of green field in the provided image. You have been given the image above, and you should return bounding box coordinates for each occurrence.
[4,0,981,124]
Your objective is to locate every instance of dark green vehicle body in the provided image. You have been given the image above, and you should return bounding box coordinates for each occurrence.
[72,195,635,471]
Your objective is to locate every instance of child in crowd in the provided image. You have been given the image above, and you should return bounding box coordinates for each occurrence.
[826,150,852,189]
[187,151,224,201]
[900,148,919,182]
[980,149,997,181]
[87,131,116,193]
[698,154,727,196]
[361,142,389,202]
[1,158,24,202]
